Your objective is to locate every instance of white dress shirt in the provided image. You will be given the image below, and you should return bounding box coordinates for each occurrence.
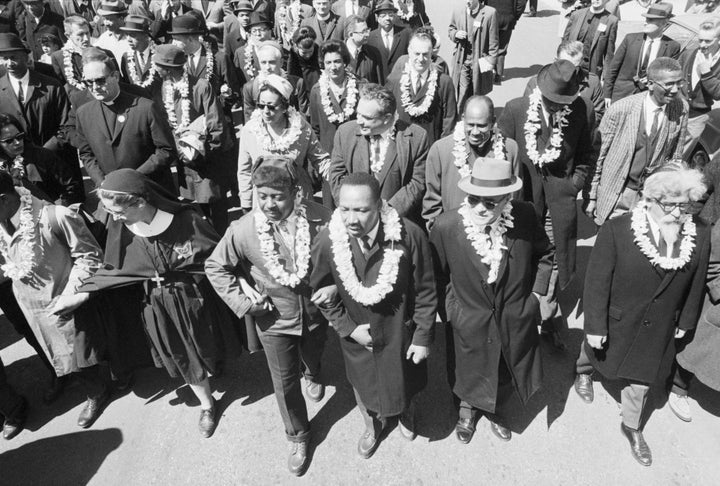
[382,29,394,51]
[646,212,674,258]
[356,219,380,254]
[409,69,429,93]
[640,37,662,71]
[345,0,359,16]
[8,70,30,104]
[644,94,666,136]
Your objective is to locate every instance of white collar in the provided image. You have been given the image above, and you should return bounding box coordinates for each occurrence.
[645,211,674,257]
[410,68,429,84]
[8,70,30,88]
[358,219,380,248]
[125,209,174,237]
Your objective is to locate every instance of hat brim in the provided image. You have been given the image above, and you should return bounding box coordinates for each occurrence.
[374,8,396,13]
[458,175,523,197]
[536,65,580,105]
[641,12,673,19]
[119,26,148,32]
[153,60,186,67]
[0,46,29,53]
[97,8,128,16]
[167,29,206,35]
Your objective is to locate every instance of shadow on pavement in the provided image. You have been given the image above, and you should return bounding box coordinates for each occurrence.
[503,64,544,81]
[0,428,123,485]
[535,9,561,17]
[691,381,720,417]
[0,314,23,351]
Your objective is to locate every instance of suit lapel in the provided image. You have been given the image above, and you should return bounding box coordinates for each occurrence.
[651,108,672,165]
[25,71,39,107]
[363,225,385,275]
[353,130,370,173]
[0,75,23,117]
[471,8,484,38]
[111,94,130,143]
[460,225,494,305]
[590,14,606,52]
[375,139,397,187]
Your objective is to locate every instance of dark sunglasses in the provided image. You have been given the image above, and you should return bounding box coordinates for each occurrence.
[257,102,280,111]
[0,133,24,144]
[83,77,108,88]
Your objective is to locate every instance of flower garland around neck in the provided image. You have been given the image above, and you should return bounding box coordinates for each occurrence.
[631,200,696,270]
[163,72,192,132]
[250,106,304,153]
[523,87,571,169]
[0,186,37,280]
[399,63,438,117]
[244,42,257,79]
[370,122,398,174]
[254,203,310,287]
[318,69,358,124]
[329,201,404,306]
[451,122,506,178]
[185,41,214,81]
[125,41,158,88]
[278,1,302,44]
[458,198,514,284]
[394,0,416,21]
[62,45,85,90]
[0,156,25,180]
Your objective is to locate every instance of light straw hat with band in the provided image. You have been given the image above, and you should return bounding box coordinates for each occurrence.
[458,157,523,197]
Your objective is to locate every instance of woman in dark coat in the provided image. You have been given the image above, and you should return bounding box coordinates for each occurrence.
[286,26,321,90]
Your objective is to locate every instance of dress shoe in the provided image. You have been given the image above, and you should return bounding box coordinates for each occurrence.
[455,417,476,444]
[43,375,66,404]
[493,73,502,86]
[198,400,217,438]
[574,374,594,404]
[114,373,134,392]
[287,440,309,476]
[525,10,536,17]
[668,392,692,422]
[397,419,417,441]
[77,388,110,428]
[3,398,27,440]
[305,381,325,403]
[357,427,380,459]
[490,421,511,441]
[621,423,652,466]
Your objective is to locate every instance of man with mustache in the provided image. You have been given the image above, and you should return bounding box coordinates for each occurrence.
[574,167,710,466]
[587,57,688,226]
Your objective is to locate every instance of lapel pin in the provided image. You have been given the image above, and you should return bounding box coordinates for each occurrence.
[118,114,126,123]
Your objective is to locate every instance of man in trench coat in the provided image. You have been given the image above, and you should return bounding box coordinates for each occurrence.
[430,157,553,444]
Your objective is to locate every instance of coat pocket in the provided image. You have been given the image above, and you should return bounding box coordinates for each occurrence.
[608,304,622,321]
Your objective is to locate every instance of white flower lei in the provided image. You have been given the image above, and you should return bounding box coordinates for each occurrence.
[125,42,158,88]
[254,203,311,287]
[244,43,257,79]
[318,69,358,124]
[250,106,304,153]
[0,156,25,179]
[0,187,38,280]
[62,45,84,90]
[186,41,214,81]
[278,2,302,44]
[369,124,397,174]
[451,122,506,178]
[394,0,416,21]
[631,201,696,270]
[523,87,571,169]
[329,201,403,306]
[163,72,192,132]
[399,63,438,117]
[458,198,514,284]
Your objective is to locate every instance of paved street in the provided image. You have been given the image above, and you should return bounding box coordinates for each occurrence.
[2,1,720,484]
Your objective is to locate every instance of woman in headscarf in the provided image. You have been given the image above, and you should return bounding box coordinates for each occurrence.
[82,169,233,438]
[237,73,330,212]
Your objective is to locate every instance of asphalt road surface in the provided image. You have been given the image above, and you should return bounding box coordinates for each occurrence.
[1,1,720,484]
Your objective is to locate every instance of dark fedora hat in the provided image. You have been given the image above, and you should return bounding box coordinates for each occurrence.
[642,2,673,19]
[167,14,206,35]
[120,15,150,33]
[374,0,397,13]
[233,0,253,12]
[248,12,271,28]
[152,44,187,67]
[97,1,128,16]
[536,60,580,105]
[0,33,29,53]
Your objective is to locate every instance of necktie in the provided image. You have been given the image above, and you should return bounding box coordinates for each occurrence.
[371,135,382,169]
[415,75,422,95]
[649,107,661,140]
[360,235,371,254]
[384,32,392,51]
[17,82,23,106]
[639,39,653,77]
[189,54,196,73]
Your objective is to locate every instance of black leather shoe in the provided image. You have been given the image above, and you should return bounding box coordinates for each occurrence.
[621,423,652,466]
[114,373,133,392]
[3,398,27,440]
[455,417,476,444]
[574,374,594,404]
[493,74,502,86]
[77,388,110,428]
[305,381,325,403]
[490,421,512,441]
[398,417,416,441]
[288,440,309,476]
[198,400,217,438]
[525,10,537,17]
[43,375,66,404]
[357,427,380,459]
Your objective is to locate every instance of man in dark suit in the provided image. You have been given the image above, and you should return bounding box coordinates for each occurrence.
[385,30,457,147]
[574,168,710,466]
[328,83,427,222]
[119,15,161,97]
[301,0,344,43]
[603,3,680,104]
[562,0,618,78]
[332,0,377,30]
[497,59,596,344]
[366,0,410,76]
[344,14,384,83]
[16,0,65,61]
[223,0,252,58]
[74,55,178,192]
[430,157,553,444]
[51,16,97,97]
[310,171,437,459]
[149,0,194,42]
[487,0,526,84]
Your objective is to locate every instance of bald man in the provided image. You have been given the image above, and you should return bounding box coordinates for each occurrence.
[423,96,520,229]
[242,42,309,121]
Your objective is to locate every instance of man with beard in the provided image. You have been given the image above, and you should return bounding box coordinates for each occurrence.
[587,57,688,226]
[423,95,519,228]
[310,172,437,458]
[574,167,710,466]
[430,157,553,444]
[344,15,384,84]
[94,2,131,67]
[386,30,457,147]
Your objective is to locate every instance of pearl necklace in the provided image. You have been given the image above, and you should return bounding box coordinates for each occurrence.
[399,63,438,117]
[458,199,514,284]
[451,123,506,178]
[125,42,158,88]
[523,87,571,169]
[0,187,38,280]
[631,201,696,270]
[318,70,358,124]
[163,72,192,132]
[329,201,404,306]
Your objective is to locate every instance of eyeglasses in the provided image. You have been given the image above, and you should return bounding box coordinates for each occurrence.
[250,27,268,35]
[654,79,686,91]
[257,102,280,111]
[353,29,370,35]
[82,77,107,88]
[654,199,692,213]
[0,133,24,144]
[467,195,509,209]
